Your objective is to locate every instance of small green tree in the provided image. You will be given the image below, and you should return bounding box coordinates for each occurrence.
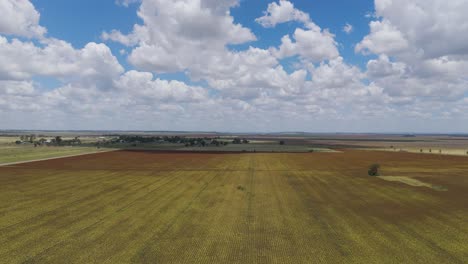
[368,164,380,176]
[55,136,63,145]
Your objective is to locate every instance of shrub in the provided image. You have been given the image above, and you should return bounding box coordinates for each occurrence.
[368,164,380,176]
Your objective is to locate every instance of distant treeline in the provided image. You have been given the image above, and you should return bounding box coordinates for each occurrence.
[16,136,81,147]
[108,135,250,147]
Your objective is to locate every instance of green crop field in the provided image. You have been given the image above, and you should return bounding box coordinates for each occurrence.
[0,150,467,263]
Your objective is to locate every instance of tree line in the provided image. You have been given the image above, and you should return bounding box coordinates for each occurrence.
[16,135,81,147]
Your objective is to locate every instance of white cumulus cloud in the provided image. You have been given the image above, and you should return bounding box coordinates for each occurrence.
[273,28,339,62]
[0,0,46,38]
[343,23,353,34]
[256,0,311,28]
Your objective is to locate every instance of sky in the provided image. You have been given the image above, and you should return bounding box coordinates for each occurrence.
[1,0,468,133]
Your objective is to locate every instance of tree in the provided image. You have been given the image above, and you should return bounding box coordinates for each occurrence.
[73,137,81,145]
[55,136,63,146]
[38,138,47,145]
[279,140,285,145]
[368,164,380,176]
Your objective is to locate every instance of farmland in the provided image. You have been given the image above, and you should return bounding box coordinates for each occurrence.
[0,145,110,165]
[0,149,467,263]
[0,136,112,165]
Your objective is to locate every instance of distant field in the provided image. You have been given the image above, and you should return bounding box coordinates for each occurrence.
[302,135,468,150]
[180,143,330,152]
[362,147,468,157]
[0,145,109,165]
[0,137,16,145]
[0,150,467,263]
[111,141,333,152]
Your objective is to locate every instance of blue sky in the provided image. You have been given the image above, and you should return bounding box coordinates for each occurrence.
[33,0,140,71]
[1,0,468,132]
[33,0,373,80]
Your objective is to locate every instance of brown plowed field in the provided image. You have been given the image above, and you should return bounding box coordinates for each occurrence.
[0,150,467,263]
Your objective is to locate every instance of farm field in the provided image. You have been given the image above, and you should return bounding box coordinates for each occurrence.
[0,150,467,263]
[365,147,468,157]
[179,144,329,152]
[301,135,468,151]
[0,145,110,165]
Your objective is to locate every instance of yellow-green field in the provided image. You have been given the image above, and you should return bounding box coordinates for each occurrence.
[0,150,467,263]
[0,145,110,165]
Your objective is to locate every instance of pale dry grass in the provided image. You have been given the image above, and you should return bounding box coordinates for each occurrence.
[0,137,16,145]
[364,147,468,157]
[378,176,447,191]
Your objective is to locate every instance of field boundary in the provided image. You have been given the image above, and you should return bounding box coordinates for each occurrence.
[0,149,118,167]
